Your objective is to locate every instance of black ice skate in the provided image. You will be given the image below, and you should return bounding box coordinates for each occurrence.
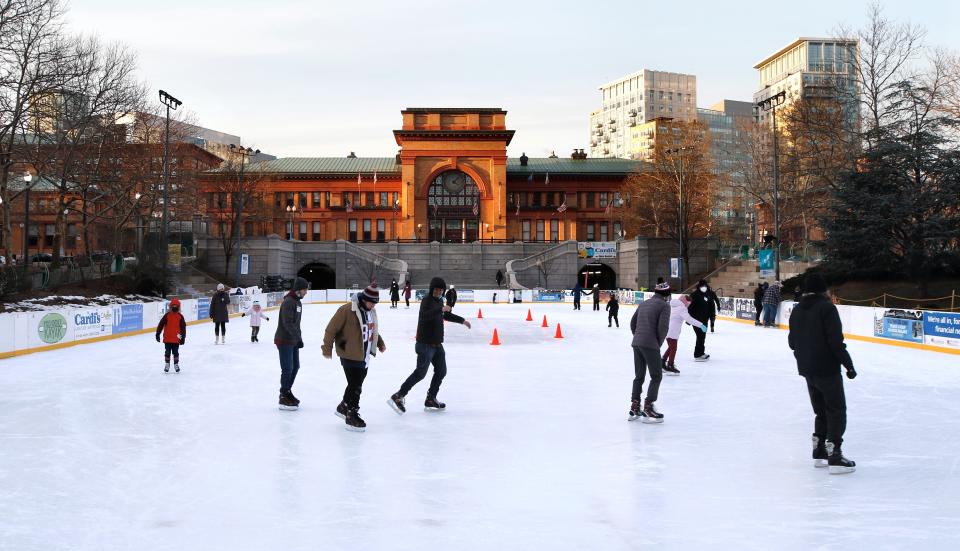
[663,363,680,376]
[164,362,170,373]
[335,401,349,419]
[345,408,366,432]
[641,401,664,424]
[174,363,180,373]
[387,393,406,415]
[812,434,828,468]
[694,354,711,362]
[628,399,642,421]
[278,392,299,411]
[288,391,300,407]
[424,396,446,412]
[826,441,856,474]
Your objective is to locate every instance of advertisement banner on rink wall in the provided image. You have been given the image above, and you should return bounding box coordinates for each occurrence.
[616,290,636,304]
[873,309,925,343]
[73,308,112,340]
[112,304,143,334]
[923,311,960,349]
[32,311,71,346]
[197,297,210,320]
[578,242,617,259]
[734,298,756,321]
[457,290,475,303]
[718,297,735,318]
[534,290,565,302]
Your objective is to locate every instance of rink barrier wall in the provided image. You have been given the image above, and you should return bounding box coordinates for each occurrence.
[2,289,958,358]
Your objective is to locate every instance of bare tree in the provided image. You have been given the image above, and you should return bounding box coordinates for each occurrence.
[207,156,268,283]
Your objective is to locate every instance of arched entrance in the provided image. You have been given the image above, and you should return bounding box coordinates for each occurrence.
[579,263,617,290]
[298,262,336,290]
[428,170,480,243]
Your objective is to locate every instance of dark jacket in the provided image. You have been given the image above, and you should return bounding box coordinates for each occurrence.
[705,288,721,316]
[591,287,600,303]
[762,284,783,305]
[788,293,854,377]
[606,297,620,315]
[572,283,584,299]
[274,291,303,346]
[417,293,466,345]
[754,284,767,305]
[445,288,457,307]
[496,270,504,285]
[630,294,671,349]
[687,289,714,323]
[390,281,400,301]
[210,290,231,323]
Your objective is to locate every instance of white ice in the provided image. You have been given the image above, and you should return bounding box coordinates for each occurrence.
[1,302,960,550]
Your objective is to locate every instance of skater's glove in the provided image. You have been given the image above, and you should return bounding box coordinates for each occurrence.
[846,367,857,380]
[297,339,304,349]
[179,337,185,345]
[241,313,245,317]
[155,334,161,342]
[701,324,708,332]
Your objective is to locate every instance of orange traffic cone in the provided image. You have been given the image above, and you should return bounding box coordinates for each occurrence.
[490,328,501,345]
[526,309,533,322]
[541,315,549,328]
[477,308,483,319]
[554,324,564,339]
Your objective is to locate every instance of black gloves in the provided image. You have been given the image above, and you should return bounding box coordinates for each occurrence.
[297,340,304,349]
[846,367,857,380]
[241,313,245,317]
[179,337,185,345]
[155,334,161,343]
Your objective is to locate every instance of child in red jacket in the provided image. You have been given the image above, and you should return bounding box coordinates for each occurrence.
[156,298,187,373]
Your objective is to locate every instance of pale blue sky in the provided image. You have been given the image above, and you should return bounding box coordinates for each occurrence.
[67,0,958,158]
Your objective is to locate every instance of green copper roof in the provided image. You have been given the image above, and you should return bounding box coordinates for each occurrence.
[506,157,641,175]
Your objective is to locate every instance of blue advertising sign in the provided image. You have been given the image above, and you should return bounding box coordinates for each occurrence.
[112,304,143,334]
[534,290,565,302]
[759,249,774,277]
[923,311,960,345]
[873,309,924,343]
[197,297,210,320]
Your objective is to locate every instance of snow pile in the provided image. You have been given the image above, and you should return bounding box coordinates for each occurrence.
[4,294,158,313]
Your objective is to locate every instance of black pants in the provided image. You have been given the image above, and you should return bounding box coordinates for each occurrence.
[593,300,600,311]
[251,326,260,340]
[164,343,180,362]
[574,299,581,310]
[709,314,716,330]
[608,312,619,327]
[341,359,368,409]
[632,346,663,403]
[405,297,410,307]
[754,302,763,323]
[214,322,226,336]
[805,373,847,445]
[399,342,447,398]
[693,326,707,357]
[277,345,300,393]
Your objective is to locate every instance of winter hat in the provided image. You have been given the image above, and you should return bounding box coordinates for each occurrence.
[697,279,708,288]
[170,298,181,310]
[804,273,828,294]
[429,277,447,291]
[292,277,309,291]
[360,283,380,304]
[654,281,672,295]
[252,300,260,307]
[217,283,225,291]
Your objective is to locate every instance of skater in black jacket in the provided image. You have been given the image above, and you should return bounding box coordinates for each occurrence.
[591,284,601,310]
[389,277,471,414]
[788,273,857,474]
[572,282,585,310]
[754,282,768,326]
[390,279,400,309]
[703,282,721,332]
[445,285,457,310]
[606,294,620,327]
[687,279,714,361]
[210,283,231,344]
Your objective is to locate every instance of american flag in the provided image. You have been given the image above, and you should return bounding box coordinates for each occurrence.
[604,201,613,215]
[472,201,479,216]
[557,202,567,213]
[373,171,377,194]
[544,172,550,186]
[357,173,361,192]
[432,203,438,217]
[515,201,520,216]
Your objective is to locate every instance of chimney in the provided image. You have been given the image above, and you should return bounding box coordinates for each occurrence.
[549,150,558,158]
[520,152,528,166]
[347,151,357,158]
[572,148,587,160]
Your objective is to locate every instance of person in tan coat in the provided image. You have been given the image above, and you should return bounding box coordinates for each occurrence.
[322,284,386,432]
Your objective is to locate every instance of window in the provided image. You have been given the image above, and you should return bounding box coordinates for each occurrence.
[536,220,545,241]
[380,192,388,207]
[586,223,595,241]
[550,219,559,241]
[377,219,385,242]
[219,222,227,238]
[44,224,54,247]
[392,192,399,208]
[348,219,357,242]
[28,224,38,247]
[299,192,307,208]
[244,221,253,236]
[342,192,352,208]
[585,192,596,208]
[522,220,531,241]
[66,223,77,248]
[614,221,623,240]
[600,192,609,208]
[531,193,541,207]
[324,192,331,208]
[600,224,608,242]
[299,222,307,240]
[285,192,294,208]
[362,219,372,242]
[519,192,528,207]
[365,192,374,207]
[507,192,516,206]
[313,221,321,241]
[312,192,321,208]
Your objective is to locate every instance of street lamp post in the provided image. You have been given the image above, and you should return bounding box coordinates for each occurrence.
[158,89,182,298]
[666,147,689,289]
[229,144,259,287]
[286,205,298,240]
[22,172,33,267]
[757,90,786,281]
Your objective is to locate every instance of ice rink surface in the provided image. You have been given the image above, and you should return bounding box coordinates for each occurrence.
[2,301,960,550]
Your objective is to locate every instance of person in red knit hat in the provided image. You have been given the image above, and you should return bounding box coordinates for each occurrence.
[156,298,186,373]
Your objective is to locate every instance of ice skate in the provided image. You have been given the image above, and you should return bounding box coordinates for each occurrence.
[387,393,406,415]
[826,441,856,474]
[345,409,366,432]
[628,399,642,421]
[424,396,446,412]
[278,392,299,411]
[164,362,170,373]
[812,435,828,468]
[663,363,680,376]
[335,401,349,419]
[174,363,180,373]
[641,401,664,424]
[694,354,710,362]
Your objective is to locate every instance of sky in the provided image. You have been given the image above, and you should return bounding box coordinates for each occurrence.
[65,0,960,159]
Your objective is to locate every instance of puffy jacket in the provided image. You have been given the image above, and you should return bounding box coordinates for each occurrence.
[322,296,384,363]
[687,289,714,323]
[403,284,412,299]
[417,293,465,345]
[445,288,457,307]
[667,298,702,340]
[156,309,186,344]
[606,298,619,315]
[274,291,303,346]
[210,291,231,323]
[390,282,400,301]
[754,285,767,304]
[243,306,269,327]
[788,293,854,377]
[629,294,671,349]
[762,285,782,305]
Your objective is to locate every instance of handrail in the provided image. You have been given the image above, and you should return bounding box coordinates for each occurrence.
[336,240,409,284]
[505,241,576,290]
[683,256,743,294]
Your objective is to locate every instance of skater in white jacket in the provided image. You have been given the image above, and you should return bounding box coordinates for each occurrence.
[241,301,270,343]
[661,295,707,375]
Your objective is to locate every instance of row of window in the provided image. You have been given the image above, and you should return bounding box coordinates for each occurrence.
[507,191,624,209]
[14,223,79,248]
[518,220,623,242]
[272,191,400,210]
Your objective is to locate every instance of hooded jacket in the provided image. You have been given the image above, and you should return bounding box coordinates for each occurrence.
[418,280,465,345]
[390,281,400,301]
[156,299,186,344]
[788,293,854,377]
[243,305,269,327]
[762,284,783,305]
[210,290,231,323]
[687,288,714,323]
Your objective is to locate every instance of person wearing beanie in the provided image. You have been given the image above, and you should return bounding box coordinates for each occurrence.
[445,284,457,310]
[210,283,231,344]
[687,279,714,361]
[788,272,857,474]
[628,280,672,422]
[323,283,386,432]
[762,280,784,327]
[390,279,401,309]
[274,277,309,410]
[156,298,186,373]
[241,300,270,342]
[389,276,472,414]
[606,293,620,327]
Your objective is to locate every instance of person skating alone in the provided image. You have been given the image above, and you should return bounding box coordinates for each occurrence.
[687,279,714,361]
[241,300,270,342]
[762,281,784,327]
[403,281,412,309]
[495,269,504,288]
[606,294,620,327]
[274,277,308,411]
[156,298,186,373]
[388,277,472,414]
[628,281,672,423]
[788,273,857,474]
[322,284,386,432]
[210,283,231,344]
[445,284,457,310]
[390,279,400,309]
[662,295,707,375]
[754,282,768,326]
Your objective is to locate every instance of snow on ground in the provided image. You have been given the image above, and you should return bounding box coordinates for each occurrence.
[1,302,959,550]
[4,293,157,312]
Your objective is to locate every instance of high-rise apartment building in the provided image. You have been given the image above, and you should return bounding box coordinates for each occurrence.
[697,100,754,239]
[589,70,696,159]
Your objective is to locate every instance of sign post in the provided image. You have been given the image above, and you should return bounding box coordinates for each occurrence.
[670,257,680,280]
[240,254,250,276]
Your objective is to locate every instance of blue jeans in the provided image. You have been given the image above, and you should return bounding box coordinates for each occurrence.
[762,303,779,326]
[399,342,447,398]
[277,344,300,393]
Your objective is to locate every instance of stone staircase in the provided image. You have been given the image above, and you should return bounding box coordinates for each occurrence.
[706,259,817,298]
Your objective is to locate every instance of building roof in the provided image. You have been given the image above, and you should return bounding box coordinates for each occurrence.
[754,37,858,69]
[401,107,507,114]
[8,175,77,192]
[207,156,642,176]
[598,69,696,91]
